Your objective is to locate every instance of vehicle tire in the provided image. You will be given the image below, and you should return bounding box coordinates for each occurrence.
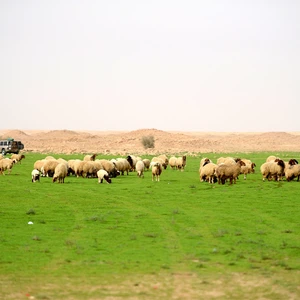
[1,149,6,156]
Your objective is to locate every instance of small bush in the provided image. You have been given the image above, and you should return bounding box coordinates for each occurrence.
[141,136,155,149]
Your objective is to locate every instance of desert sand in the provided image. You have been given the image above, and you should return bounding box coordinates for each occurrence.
[1,129,300,155]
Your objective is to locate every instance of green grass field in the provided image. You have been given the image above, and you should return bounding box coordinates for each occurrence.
[0,152,299,299]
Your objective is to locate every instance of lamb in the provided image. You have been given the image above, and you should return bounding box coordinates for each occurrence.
[285,164,300,182]
[136,160,145,178]
[152,162,163,181]
[199,162,218,183]
[176,155,187,171]
[0,158,15,175]
[142,158,151,170]
[215,160,246,184]
[84,154,97,161]
[53,163,68,183]
[240,159,256,180]
[260,159,285,181]
[97,169,112,184]
[31,169,40,182]
[11,153,25,164]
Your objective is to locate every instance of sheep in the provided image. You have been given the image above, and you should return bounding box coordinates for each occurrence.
[136,160,145,178]
[151,157,167,169]
[42,159,59,177]
[199,162,218,183]
[45,156,56,160]
[33,159,46,173]
[169,156,178,170]
[97,169,112,184]
[215,160,246,185]
[266,155,280,163]
[114,158,131,175]
[126,155,138,171]
[0,158,15,175]
[152,162,162,181]
[260,159,285,181]
[285,164,300,182]
[75,161,97,178]
[52,163,68,183]
[11,153,25,164]
[84,154,97,161]
[157,154,169,169]
[142,158,151,170]
[68,159,82,176]
[176,155,187,171]
[97,159,120,178]
[240,158,256,180]
[31,169,40,182]
[200,158,212,169]
[217,157,237,165]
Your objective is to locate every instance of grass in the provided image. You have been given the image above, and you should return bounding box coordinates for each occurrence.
[0,151,299,299]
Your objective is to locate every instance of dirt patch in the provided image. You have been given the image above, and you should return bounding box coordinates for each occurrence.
[1,128,300,155]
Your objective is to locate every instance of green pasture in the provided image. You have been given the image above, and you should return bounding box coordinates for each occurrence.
[0,152,299,299]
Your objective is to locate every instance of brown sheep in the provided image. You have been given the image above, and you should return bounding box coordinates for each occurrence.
[260,160,285,181]
[11,153,25,164]
[215,160,246,185]
[0,158,15,175]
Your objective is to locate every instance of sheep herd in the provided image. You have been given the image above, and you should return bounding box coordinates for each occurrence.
[1,153,299,184]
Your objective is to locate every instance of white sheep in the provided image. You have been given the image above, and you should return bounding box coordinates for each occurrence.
[199,162,218,183]
[152,162,162,181]
[142,158,151,170]
[217,157,236,165]
[42,159,59,177]
[136,160,145,178]
[114,158,131,175]
[215,160,246,184]
[240,158,256,180]
[97,169,112,184]
[176,155,187,171]
[97,159,120,178]
[169,156,178,170]
[266,155,280,163]
[260,159,285,181]
[157,154,169,169]
[31,169,40,183]
[151,157,167,169]
[53,163,68,183]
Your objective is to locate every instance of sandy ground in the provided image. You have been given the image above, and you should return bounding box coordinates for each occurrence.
[1,128,300,155]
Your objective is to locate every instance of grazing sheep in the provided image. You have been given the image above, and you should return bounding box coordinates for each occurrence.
[31,169,40,182]
[75,161,97,178]
[11,153,25,164]
[151,157,167,169]
[260,160,285,181]
[126,155,138,171]
[152,162,162,181]
[53,163,68,183]
[240,159,256,180]
[97,169,112,184]
[114,158,131,175]
[33,159,46,173]
[199,162,218,183]
[217,157,237,165]
[68,159,82,176]
[200,158,212,169]
[84,154,97,161]
[285,164,300,181]
[169,156,178,170]
[157,154,169,169]
[0,158,15,175]
[215,160,246,185]
[97,159,120,178]
[142,158,151,170]
[42,159,59,177]
[176,155,187,171]
[136,160,145,178]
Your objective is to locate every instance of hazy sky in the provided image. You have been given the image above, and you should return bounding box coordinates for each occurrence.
[1,1,299,132]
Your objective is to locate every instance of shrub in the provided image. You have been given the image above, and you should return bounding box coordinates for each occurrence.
[141,135,155,149]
